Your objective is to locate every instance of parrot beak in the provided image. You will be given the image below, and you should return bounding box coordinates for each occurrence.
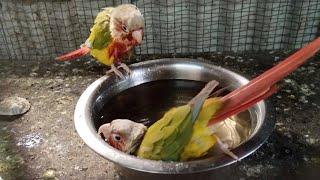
[132,29,144,44]
[98,123,111,142]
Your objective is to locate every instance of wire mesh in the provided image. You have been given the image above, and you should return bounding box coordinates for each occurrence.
[0,0,319,61]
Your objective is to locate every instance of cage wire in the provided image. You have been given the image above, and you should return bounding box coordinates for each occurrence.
[0,0,319,61]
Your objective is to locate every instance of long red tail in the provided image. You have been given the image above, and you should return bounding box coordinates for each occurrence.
[56,47,90,61]
[208,37,320,126]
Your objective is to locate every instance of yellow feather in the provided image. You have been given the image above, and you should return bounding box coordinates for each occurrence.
[90,47,114,66]
[86,7,114,66]
[180,98,223,161]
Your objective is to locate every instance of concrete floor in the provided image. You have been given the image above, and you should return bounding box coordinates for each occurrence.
[0,52,319,179]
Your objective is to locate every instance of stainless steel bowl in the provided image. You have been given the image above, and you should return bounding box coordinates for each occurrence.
[74,58,275,179]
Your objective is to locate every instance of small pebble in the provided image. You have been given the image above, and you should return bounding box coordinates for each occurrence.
[284,79,295,85]
[80,167,88,171]
[283,107,290,112]
[224,55,235,60]
[299,96,308,103]
[43,169,57,179]
[284,89,291,93]
[31,66,39,72]
[64,61,71,65]
[275,122,284,126]
[285,118,292,122]
[30,72,38,77]
[72,68,82,74]
[284,132,292,138]
[288,95,296,99]
[306,138,316,144]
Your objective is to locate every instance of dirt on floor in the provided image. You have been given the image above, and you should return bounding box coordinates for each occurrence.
[0,51,319,179]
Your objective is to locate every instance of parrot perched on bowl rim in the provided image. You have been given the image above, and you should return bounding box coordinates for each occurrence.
[98,37,320,161]
[56,4,144,78]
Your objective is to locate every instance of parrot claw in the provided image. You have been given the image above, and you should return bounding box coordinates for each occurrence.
[215,136,239,160]
[118,63,132,75]
[107,64,125,79]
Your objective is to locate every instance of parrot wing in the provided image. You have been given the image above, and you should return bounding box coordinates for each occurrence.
[137,80,219,161]
[188,80,219,122]
[87,7,115,65]
[87,7,113,50]
[180,97,223,160]
[137,105,191,161]
[55,8,113,62]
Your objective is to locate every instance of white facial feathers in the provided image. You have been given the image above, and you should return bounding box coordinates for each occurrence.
[109,4,144,39]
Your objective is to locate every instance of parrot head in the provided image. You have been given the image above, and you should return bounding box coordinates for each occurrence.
[109,4,145,46]
[98,119,147,154]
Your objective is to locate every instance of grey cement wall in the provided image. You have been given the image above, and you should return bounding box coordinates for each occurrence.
[0,0,319,61]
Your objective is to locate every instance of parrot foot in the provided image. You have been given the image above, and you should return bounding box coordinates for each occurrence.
[215,136,239,160]
[107,64,125,79]
[117,63,132,74]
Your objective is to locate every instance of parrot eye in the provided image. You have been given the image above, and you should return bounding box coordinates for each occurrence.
[122,25,128,33]
[112,134,122,142]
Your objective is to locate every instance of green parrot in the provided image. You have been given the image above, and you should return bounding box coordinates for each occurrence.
[98,97,241,161]
[56,4,144,78]
[99,80,236,161]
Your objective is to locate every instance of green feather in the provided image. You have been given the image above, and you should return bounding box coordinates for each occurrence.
[136,80,219,161]
[87,8,112,50]
[137,105,192,160]
[88,20,112,49]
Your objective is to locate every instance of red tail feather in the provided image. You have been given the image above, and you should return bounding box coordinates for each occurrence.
[208,86,277,126]
[207,37,320,126]
[56,47,90,61]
